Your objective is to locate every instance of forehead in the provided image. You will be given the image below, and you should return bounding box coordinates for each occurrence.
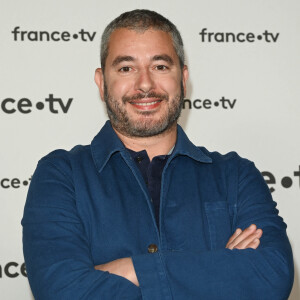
[106,28,179,64]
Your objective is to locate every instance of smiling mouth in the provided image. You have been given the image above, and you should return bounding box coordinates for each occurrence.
[131,100,161,106]
[129,99,162,110]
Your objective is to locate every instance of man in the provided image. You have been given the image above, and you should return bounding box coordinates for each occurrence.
[22,9,293,299]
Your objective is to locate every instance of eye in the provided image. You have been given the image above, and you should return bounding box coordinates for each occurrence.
[155,65,168,71]
[119,66,132,72]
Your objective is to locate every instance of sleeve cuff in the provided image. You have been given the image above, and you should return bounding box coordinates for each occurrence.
[132,252,172,300]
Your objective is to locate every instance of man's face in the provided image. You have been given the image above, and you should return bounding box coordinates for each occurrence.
[95,28,188,137]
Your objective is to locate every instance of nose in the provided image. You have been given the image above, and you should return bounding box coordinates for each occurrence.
[134,69,155,93]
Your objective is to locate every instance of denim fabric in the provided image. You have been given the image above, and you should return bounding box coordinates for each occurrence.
[22,121,294,299]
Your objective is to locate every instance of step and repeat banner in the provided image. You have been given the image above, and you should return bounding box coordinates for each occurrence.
[1,0,299,299]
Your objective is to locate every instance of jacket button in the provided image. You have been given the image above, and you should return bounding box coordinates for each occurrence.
[148,244,158,253]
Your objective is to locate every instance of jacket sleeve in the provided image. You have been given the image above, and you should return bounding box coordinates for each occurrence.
[132,159,294,300]
[22,157,142,300]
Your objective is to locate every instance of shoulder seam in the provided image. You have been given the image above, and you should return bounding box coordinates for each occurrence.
[39,158,73,186]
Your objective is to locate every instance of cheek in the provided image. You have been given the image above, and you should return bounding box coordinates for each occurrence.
[157,76,181,95]
[107,78,133,99]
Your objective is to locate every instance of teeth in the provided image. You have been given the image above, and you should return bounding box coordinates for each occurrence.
[133,101,159,106]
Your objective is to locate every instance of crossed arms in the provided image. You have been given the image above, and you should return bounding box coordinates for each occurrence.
[22,154,294,299]
[95,224,263,287]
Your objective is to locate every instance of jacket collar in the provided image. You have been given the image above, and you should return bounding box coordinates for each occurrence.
[91,120,212,173]
[172,125,212,163]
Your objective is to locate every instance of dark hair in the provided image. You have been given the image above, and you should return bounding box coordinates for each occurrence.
[100,9,185,73]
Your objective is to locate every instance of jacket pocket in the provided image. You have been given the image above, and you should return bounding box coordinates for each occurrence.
[204,201,232,250]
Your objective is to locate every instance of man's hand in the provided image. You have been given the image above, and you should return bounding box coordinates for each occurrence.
[95,257,139,286]
[226,224,263,250]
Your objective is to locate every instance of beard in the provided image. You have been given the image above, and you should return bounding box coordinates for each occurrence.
[104,82,184,138]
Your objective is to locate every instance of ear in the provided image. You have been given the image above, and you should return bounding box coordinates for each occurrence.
[94,68,105,101]
[181,65,189,97]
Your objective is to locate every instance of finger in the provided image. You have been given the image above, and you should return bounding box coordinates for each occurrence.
[245,238,261,250]
[227,224,257,249]
[234,229,263,249]
[226,228,242,247]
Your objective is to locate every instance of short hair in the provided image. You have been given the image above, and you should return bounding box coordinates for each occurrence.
[100,9,185,73]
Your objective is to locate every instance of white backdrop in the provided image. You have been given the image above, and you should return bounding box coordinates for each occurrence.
[1,0,299,298]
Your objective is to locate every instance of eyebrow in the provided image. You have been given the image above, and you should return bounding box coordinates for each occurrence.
[111,56,135,67]
[151,54,174,65]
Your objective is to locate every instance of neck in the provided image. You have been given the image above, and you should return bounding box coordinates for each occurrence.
[113,123,177,161]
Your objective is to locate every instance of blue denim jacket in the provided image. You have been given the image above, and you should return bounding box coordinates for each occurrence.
[22,121,293,299]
